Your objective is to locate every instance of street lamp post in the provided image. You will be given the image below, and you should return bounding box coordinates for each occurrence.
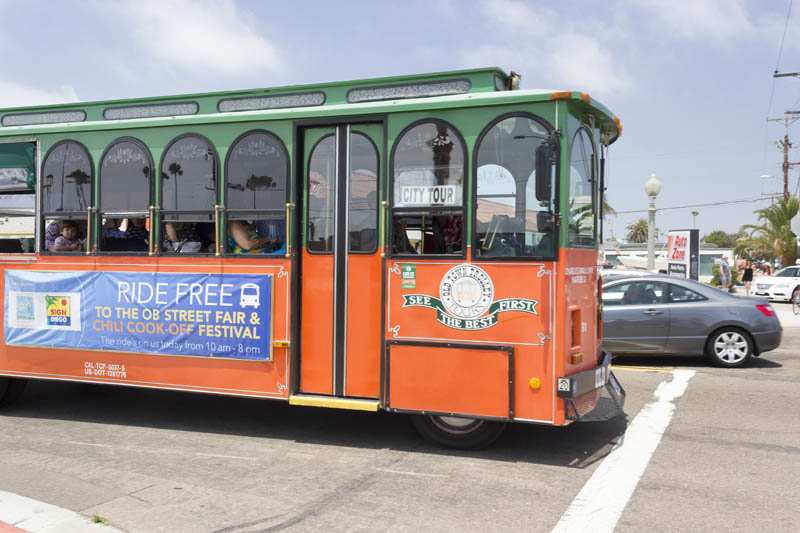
[645,174,662,271]
[691,210,699,229]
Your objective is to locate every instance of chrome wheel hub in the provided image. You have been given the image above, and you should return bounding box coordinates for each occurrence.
[714,332,748,363]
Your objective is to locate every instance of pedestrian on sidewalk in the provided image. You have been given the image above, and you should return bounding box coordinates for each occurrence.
[741,260,754,296]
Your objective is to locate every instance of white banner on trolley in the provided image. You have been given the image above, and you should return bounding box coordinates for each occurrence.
[400,185,458,206]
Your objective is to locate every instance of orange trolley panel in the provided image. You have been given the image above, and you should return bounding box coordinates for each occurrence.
[299,249,334,395]
[387,343,511,419]
[385,259,555,423]
[344,253,382,398]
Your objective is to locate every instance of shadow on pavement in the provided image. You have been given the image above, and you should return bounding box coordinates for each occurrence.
[1,379,628,469]
[612,354,783,369]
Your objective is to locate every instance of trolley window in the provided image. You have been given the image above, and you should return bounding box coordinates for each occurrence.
[0,142,35,253]
[306,135,336,253]
[349,132,378,253]
[0,194,34,253]
[41,140,93,253]
[568,128,596,246]
[160,134,217,254]
[391,120,465,256]
[98,138,152,253]
[474,114,556,258]
[225,130,288,255]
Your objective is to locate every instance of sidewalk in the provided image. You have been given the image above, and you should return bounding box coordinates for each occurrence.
[0,491,121,533]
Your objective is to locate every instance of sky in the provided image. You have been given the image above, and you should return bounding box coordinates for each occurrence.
[1,0,799,240]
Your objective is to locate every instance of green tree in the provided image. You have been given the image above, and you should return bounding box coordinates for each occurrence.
[626,218,649,243]
[703,230,743,249]
[738,196,799,266]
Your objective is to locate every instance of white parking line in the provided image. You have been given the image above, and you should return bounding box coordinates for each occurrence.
[374,468,448,478]
[552,369,696,533]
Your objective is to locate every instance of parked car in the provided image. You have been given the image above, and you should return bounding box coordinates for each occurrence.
[752,266,800,302]
[600,269,656,284]
[602,275,781,367]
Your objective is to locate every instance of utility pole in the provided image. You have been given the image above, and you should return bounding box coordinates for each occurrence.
[767,111,800,199]
[771,70,800,198]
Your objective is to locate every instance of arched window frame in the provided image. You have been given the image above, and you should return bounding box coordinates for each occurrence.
[471,111,559,260]
[97,136,154,254]
[223,129,290,257]
[305,133,337,255]
[389,118,467,258]
[40,139,94,254]
[158,132,219,255]
[348,130,380,254]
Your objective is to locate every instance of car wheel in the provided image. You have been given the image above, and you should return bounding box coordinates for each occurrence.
[792,287,800,303]
[410,414,506,449]
[0,378,28,408]
[706,328,753,368]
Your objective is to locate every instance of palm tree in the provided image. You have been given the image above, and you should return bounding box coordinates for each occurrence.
[626,218,649,243]
[246,174,276,209]
[739,196,798,266]
[167,163,183,209]
[65,169,90,210]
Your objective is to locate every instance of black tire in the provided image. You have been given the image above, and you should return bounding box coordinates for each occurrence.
[0,377,28,408]
[410,414,506,449]
[706,328,753,368]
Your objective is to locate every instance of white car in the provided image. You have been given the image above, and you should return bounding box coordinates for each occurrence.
[752,266,800,302]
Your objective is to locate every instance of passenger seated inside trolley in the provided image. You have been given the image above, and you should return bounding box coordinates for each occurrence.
[47,220,83,252]
[100,218,149,252]
[163,222,208,253]
[227,218,285,255]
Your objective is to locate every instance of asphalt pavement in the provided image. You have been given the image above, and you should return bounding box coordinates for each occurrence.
[1,314,798,532]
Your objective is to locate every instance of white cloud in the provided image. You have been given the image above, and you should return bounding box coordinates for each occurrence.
[0,82,78,107]
[466,0,633,96]
[106,0,283,77]
[631,0,753,41]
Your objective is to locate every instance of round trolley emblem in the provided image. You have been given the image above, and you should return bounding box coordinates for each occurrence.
[439,265,494,319]
[401,264,539,330]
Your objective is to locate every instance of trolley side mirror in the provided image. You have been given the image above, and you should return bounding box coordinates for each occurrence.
[535,139,554,202]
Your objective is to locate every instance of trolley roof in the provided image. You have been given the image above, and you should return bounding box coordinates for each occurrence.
[0,67,621,144]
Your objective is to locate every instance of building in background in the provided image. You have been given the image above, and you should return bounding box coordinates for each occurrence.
[602,241,734,284]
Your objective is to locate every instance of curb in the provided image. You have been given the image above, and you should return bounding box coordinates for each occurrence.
[0,491,122,532]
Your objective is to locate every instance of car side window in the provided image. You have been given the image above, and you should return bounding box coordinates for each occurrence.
[667,284,707,303]
[603,281,665,306]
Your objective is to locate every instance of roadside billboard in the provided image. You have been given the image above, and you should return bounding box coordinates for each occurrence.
[666,229,699,280]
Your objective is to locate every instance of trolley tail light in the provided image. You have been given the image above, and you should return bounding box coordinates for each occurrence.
[755,304,775,317]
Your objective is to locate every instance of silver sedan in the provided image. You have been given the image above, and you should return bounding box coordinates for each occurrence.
[602,275,782,367]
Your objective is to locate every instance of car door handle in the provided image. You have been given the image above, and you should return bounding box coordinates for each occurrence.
[643,309,663,316]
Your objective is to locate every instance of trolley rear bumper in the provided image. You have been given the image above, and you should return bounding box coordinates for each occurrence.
[556,352,626,422]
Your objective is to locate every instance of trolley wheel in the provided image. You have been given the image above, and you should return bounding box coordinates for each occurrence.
[410,414,506,449]
[706,327,753,368]
[0,377,27,408]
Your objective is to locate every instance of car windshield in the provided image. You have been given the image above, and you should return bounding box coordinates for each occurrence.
[775,268,796,277]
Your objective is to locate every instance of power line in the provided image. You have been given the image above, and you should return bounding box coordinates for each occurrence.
[762,0,795,171]
[775,0,794,71]
[613,195,780,215]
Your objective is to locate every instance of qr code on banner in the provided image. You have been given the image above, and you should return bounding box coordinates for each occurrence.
[16,294,34,321]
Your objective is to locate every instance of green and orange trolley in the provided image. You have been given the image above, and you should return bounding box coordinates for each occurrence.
[0,68,624,448]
